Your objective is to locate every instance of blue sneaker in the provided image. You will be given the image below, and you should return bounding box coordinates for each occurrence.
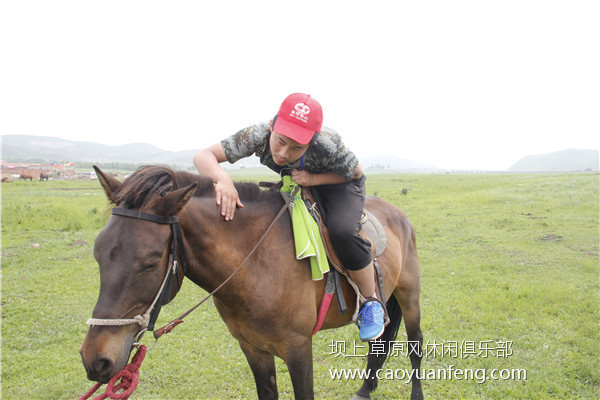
[356,300,385,341]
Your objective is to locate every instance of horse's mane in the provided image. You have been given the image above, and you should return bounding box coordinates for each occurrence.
[110,165,277,209]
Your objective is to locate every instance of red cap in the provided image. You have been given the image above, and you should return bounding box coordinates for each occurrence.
[273,93,323,145]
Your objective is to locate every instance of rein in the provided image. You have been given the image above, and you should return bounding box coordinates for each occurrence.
[86,185,298,344]
[153,185,299,339]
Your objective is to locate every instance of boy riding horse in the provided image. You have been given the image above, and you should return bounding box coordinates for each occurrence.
[193,93,385,341]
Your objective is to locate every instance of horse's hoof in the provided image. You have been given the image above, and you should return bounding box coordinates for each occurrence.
[351,394,371,400]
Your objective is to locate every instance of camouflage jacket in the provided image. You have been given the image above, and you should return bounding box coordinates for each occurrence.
[221,121,359,181]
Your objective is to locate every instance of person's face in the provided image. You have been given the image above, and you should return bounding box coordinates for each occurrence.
[269,130,310,166]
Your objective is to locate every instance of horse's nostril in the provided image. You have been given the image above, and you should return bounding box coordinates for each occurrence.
[90,356,114,383]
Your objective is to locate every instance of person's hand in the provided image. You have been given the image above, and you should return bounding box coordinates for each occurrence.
[291,169,314,187]
[215,177,243,221]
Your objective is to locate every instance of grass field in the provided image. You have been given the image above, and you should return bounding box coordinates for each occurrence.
[1,172,598,399]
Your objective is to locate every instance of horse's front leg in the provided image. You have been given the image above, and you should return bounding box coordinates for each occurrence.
[239,340,279,400]
[282,336,314,400]
[395,287,423,400]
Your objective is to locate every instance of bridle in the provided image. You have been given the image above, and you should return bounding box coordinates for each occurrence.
[85,185,298,346]
[85,208,187,342]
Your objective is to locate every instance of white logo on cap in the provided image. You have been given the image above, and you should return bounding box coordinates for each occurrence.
[294,103,310,115]
[290,102,310,124]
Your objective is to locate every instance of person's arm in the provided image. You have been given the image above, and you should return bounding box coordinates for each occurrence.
[193,143,243,221]
[291,163,363,187]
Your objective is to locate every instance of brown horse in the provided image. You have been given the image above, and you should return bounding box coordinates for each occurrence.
[79,165,423,400]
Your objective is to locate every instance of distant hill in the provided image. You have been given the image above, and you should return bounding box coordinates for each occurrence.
[1,135,198,166]
[508,149,599,172]
[1,135,434,171]
[5,135,595,173]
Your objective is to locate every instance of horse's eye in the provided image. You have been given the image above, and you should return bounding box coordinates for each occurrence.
[140,264,157,272]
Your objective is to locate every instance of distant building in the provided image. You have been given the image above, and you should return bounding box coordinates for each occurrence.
[0,161,74,179]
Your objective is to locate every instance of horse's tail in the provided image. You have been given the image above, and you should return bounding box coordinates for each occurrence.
[353,294,403,399]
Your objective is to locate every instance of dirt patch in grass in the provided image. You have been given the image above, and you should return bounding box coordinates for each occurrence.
[539,234,563,241]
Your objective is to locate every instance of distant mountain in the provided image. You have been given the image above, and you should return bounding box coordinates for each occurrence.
[1,135,197,166]
[8,135,594,173]
[1,135,433,171]
[508,149,599,172]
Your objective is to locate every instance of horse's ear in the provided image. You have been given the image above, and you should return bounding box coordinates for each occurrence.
[93,165,121,199]
[158,183,198,216]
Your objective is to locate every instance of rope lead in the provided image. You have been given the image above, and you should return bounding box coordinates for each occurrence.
[79,345,147,400]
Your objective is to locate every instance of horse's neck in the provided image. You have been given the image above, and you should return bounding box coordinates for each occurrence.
[180,197,283,294]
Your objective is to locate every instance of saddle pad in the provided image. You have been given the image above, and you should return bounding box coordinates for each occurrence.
[279,186,388,271]
[362,209,387,257]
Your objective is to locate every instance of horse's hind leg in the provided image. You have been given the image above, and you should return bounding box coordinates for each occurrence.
[353,295,403,400]
[239,341,278,400]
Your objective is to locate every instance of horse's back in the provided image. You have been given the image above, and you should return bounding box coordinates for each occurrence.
[364,196,419,298]
[365,196,416,256]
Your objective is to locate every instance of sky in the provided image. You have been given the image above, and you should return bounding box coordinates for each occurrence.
[1,1,598,170]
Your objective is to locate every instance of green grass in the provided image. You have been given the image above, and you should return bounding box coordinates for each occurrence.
[1,173,598,399]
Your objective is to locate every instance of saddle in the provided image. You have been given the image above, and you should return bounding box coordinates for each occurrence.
[264,180,390,332]
[301,188,389,326]
[302,188,387,273]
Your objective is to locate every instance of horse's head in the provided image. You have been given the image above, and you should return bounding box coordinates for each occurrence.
[79,165,197,383]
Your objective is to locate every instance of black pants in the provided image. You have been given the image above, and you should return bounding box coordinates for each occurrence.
[312,174,372,271]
